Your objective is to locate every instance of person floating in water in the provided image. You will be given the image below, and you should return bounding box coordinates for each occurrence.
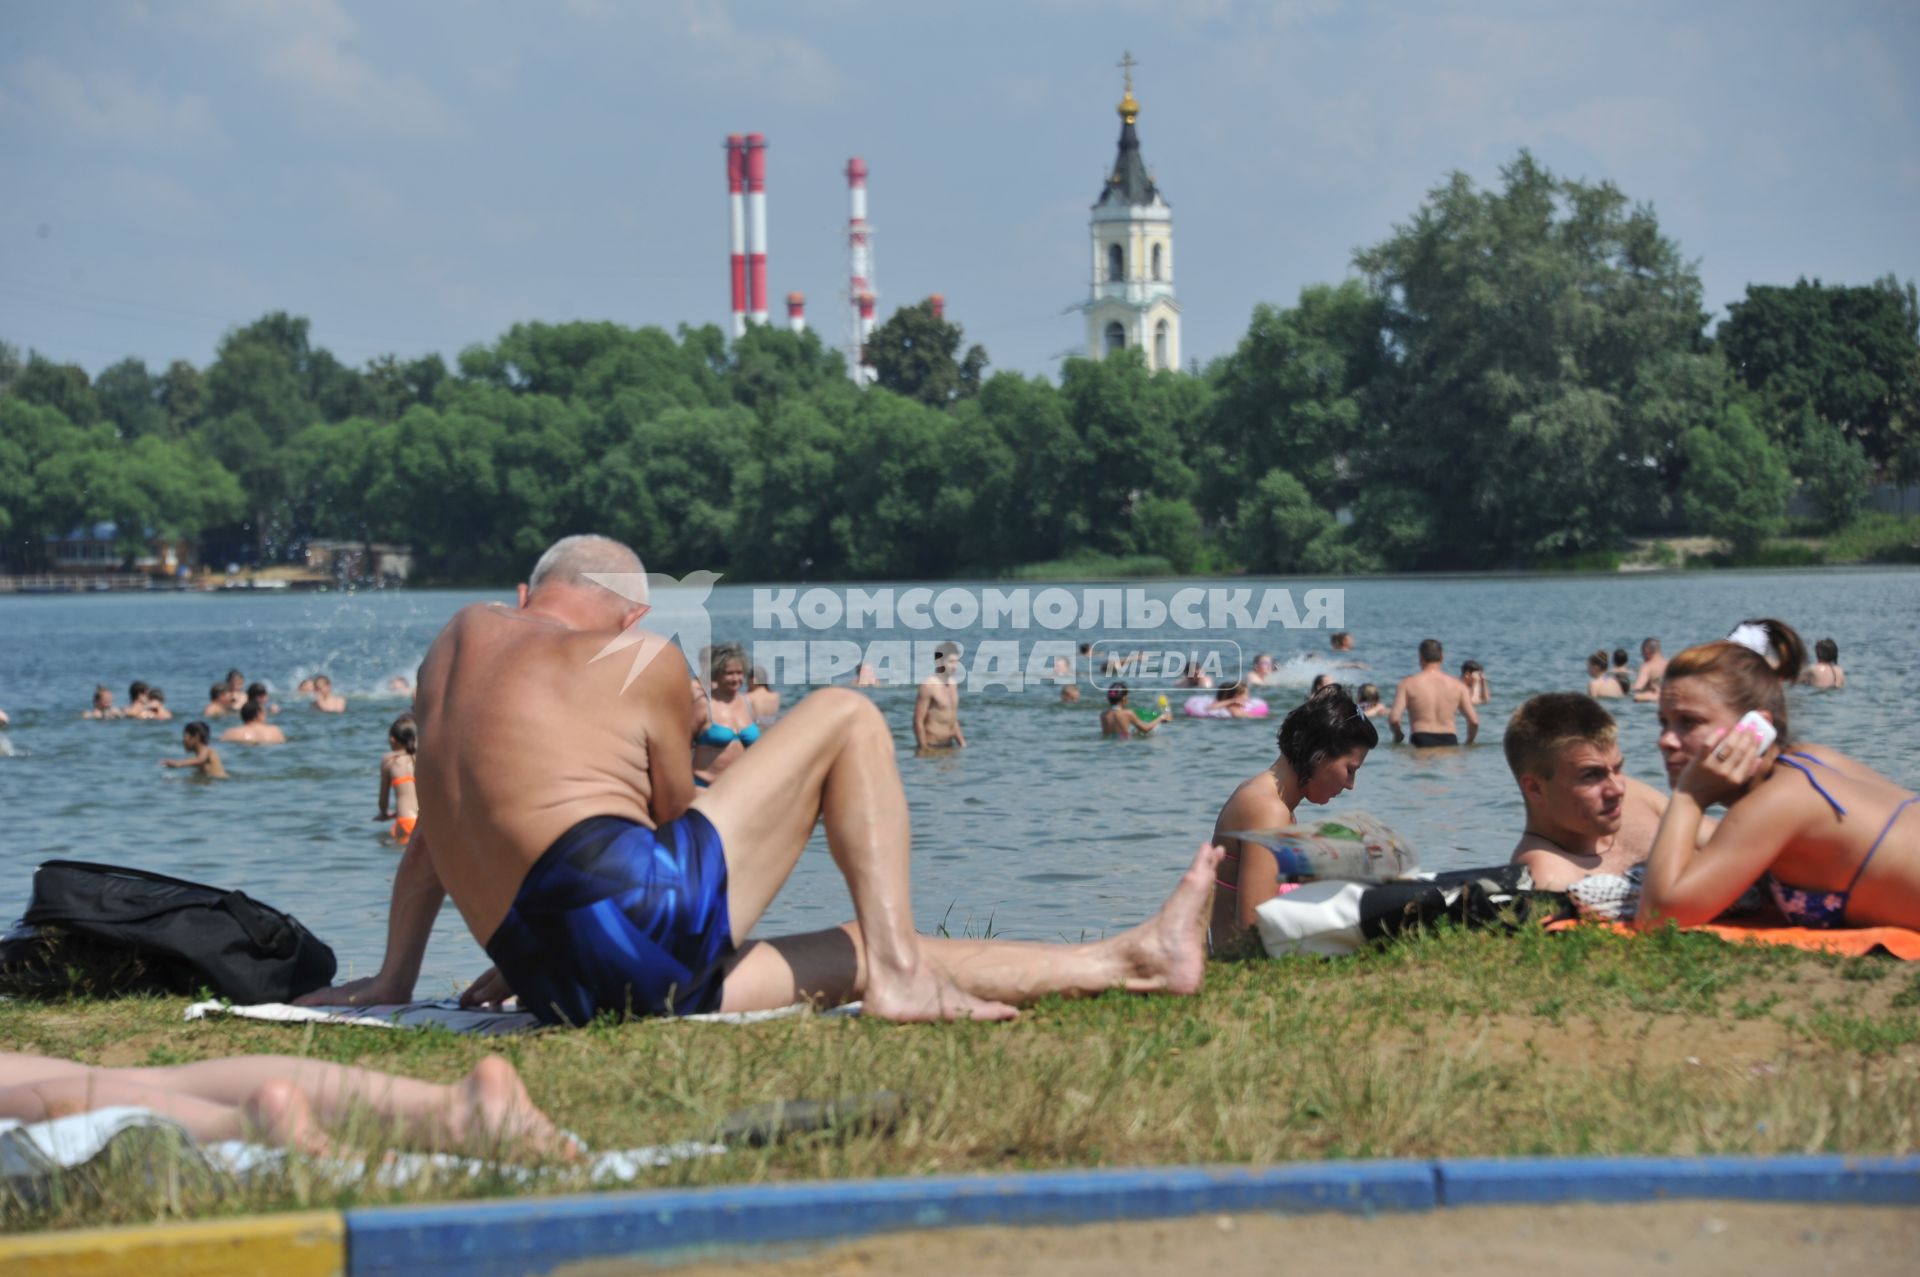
[294,535,1220,1025]
[223,670,248,713]
[1246,653,1278,687]
[913,641,965,749]
[83,685,121,719]
[221,699,287,745]
[1586,650,1624,699]
[246,682,279,718]
[310,675,347,714]
[1504,693,1707,891]
[1801,637,1846,689]
[1208,684,1378,952]
[1100,683,1168,738]
[201,683,231,718]
[144,687,174,721]
[377,713,420,843]
[1639,619,1918,930]
[163,721,228,778]
[1356,682,1386,719]
[124,681,154,720]
[1389,638,1478,746]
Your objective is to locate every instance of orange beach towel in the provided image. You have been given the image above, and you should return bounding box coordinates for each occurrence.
[1547,918,1920,960]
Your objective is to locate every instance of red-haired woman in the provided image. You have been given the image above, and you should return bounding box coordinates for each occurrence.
[1638,619,1919,930]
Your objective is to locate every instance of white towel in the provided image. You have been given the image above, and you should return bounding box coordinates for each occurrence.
[183,998,860,1034]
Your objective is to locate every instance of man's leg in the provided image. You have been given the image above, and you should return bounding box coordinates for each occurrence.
[719,842,1222,1014]
[691,687,1013,1021]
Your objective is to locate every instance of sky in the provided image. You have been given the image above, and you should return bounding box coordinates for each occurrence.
[2,0,1917,381]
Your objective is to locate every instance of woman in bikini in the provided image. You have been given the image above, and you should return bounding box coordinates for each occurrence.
[692,643,760,785]
[1638,619,1920,930]
[376,713,420,844]
[1206,684,1378,953]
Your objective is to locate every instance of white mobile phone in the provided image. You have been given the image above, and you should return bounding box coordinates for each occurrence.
[1733,710,1777,753]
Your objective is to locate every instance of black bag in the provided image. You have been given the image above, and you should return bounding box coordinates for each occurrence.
[3,860,336,1003]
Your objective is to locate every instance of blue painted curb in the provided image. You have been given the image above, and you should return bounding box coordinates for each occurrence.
[345,1160,1436,1277]
[1436,1154,1920,1207]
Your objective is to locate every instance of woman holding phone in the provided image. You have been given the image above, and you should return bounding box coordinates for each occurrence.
[1637,619,1920,930]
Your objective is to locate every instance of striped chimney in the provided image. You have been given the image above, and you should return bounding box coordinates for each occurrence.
[788,292,806,333]
[725,135,746,338]
[929,293,945,320]
[746,132,769,324]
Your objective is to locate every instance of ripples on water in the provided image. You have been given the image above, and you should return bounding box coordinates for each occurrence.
[2,571,1916,993]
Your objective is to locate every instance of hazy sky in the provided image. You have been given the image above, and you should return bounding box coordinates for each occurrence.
[3,1,1916,381]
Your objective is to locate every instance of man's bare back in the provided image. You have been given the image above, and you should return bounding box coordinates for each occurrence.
[415,602,690,945]
[1391,667,1477,745]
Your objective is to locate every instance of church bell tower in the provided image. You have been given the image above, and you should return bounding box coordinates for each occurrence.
[1085,53,1180,371]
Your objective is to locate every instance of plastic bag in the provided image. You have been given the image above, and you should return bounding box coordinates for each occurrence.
[1228,812,1419,884]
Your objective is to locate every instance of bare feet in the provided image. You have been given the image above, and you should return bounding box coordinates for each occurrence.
[456,1056,579,1160]
[1114,841,1223,996]
[862,958,1019,1023]
[244,1079,336,1158]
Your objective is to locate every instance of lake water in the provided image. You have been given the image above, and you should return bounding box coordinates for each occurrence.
[3,570,1916,995]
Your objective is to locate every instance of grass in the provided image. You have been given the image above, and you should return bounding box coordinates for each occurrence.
[1000,553,1175,581]
[4,921,1918,1235]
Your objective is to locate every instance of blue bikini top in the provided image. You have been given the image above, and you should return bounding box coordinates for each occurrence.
[697,720,762,749]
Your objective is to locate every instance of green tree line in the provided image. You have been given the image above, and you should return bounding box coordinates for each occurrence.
[4,151,1916,579]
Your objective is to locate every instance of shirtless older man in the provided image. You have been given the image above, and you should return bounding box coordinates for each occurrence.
[296,536,1216,1025]
[1504,693,1709,890]
[1388,638,1478,747]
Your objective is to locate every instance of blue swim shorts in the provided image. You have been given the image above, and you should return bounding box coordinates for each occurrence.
[484,811,734,1025]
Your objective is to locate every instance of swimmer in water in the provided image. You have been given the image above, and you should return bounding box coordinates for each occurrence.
[1801,637,1846,689]
[223,670,248,713]
[1611,647,1632,695]
[1388,638,1478,746]
[1208,683,1377,953]
[376,713,420,843]
[853,663,880,688]
[1631,637,1667,702]
[310,675,347,714]
[1247,653,1278,687]
[246,682,278,718]
[125,681,153,720]
[201,683,230,718]
[83,685,120,719]
[387,675,414,693]
[1101,683,1168,738]
[1460,659,1490,706]
[913,641,965,749]
[221,699,287,744]
[1586,650,1624,699]
[297,677,317,697]
[695,643,761,781]
[163,721,228,778]
[1060,683,1082,705]
[144,687,174,721]
[1356,682,1386,719]
[747,665,781,723]
[1309,673,1333,695]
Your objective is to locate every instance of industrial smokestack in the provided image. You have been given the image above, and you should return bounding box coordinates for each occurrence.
[726,135,746,338]
[746,133,769,325]
[788,292,806,333]
[929,294,945,321]
[847,157,875,385]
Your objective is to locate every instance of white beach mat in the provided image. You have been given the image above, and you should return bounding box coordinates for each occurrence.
[184,998,859,1035]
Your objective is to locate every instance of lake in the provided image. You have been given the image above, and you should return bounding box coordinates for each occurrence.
[2,569,1915,995]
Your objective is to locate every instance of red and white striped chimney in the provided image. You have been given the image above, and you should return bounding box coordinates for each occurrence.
[787,292,806,334]
[929,293,945,321]
[847,157,875,385]
[725,135,746,338]
[746,133,769,325]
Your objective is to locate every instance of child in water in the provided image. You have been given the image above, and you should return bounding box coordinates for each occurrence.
[1356,683,1387,718]
[145,687,174,721]
[375,714,420,843]
[163,721,228,778]
[1460,660,1490,705]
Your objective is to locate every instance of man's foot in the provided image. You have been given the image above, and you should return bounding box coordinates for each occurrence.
[457,1056,580,1160]
[863,958,1019,1023]
[243,1079,336,1158]
[1114,841,1223,995]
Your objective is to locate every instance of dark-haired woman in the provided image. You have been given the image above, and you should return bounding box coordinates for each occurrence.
[1206,684,1378,951]
[1802,637,1846,690]
[1638,620,1919,930]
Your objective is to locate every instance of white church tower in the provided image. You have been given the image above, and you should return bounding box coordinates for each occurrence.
[1085,53,1180,371]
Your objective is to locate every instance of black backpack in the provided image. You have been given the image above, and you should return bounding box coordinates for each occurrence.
[2,860,336,1003]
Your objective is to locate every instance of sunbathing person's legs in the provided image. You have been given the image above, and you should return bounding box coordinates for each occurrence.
[693,687,1018,1022]
[0,1071,249,1145]
[720,841,1223,1013]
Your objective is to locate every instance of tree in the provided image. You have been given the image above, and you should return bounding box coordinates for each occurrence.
[1231,468,1332,572]
[11,354,102,426]
[1354,151,1720,564]
[1680,405,1791,556]
[865,299,988,408]
[94,358,168,439]
[1132,496,1205,572]
[1790,410,1872,528]
[1719,275,1920,465]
